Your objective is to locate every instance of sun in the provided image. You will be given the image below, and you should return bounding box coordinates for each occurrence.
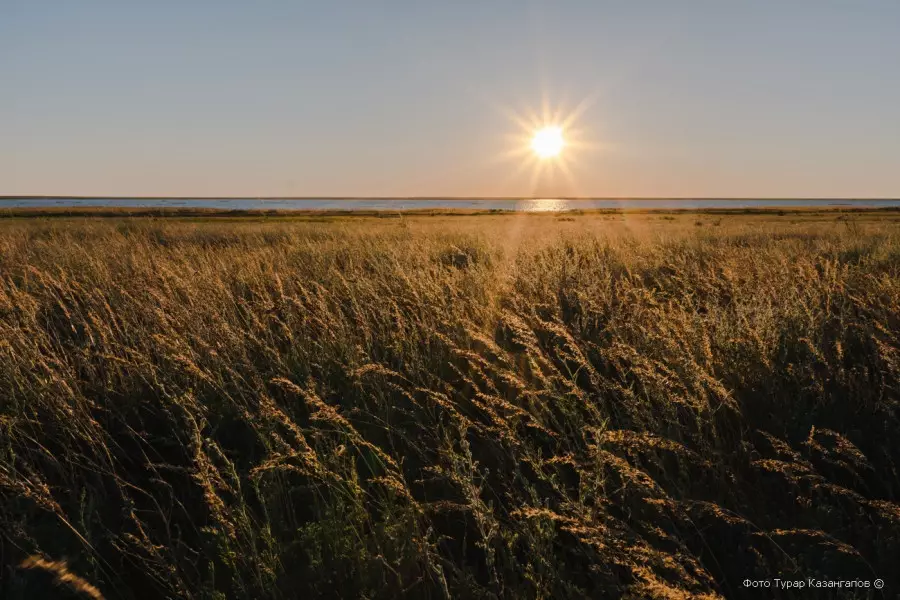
[531,126,564,158]
[482,89,607,195]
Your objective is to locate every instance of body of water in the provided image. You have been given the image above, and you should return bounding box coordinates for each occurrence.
[2,197,900,211]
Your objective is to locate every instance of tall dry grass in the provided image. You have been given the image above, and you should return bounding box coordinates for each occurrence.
[1,214,899,598]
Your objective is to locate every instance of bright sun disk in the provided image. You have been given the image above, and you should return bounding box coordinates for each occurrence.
[531,126,564,158]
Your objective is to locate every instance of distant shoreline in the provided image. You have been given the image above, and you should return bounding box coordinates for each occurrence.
[2,205,900,219]
[2,196,898,201]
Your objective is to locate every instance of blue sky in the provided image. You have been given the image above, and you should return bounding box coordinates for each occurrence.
[3,1,899,197]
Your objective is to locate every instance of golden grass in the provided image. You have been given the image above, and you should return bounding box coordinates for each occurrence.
[1,212,899,598]
[18,556,105,599]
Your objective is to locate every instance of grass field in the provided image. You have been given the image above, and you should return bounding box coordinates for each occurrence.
[2,210,900,598]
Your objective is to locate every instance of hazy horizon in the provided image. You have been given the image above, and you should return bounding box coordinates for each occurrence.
[4,1,900,198]
[4,194,900,201]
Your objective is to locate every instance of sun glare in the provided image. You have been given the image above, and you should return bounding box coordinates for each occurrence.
[482,88,606,196]
[531,126,564,158]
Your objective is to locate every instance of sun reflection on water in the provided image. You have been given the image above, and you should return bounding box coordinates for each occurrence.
[515,198,572,212]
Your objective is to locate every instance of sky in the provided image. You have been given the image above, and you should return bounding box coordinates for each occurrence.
[3,1,899,198]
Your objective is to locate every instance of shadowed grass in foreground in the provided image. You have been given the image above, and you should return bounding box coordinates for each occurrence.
[1,214,899,598]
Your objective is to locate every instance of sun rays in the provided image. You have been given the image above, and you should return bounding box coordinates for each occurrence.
[481,88,609,198]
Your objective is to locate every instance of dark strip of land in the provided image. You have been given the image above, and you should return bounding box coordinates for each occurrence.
[2,205,900,219]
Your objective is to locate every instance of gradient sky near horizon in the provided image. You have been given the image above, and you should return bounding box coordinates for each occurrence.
[3,1,900,198]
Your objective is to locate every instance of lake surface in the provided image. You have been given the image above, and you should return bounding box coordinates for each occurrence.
[3,197,900,212]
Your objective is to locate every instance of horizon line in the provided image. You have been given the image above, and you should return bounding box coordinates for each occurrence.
[3,195,899,201]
